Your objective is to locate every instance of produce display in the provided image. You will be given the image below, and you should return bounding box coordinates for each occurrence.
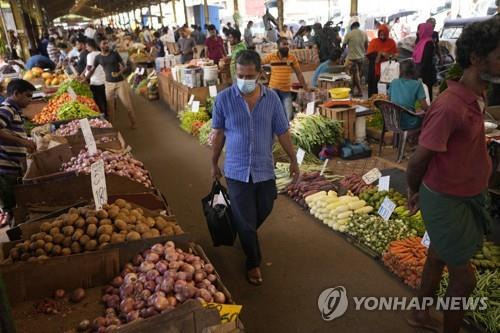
[33,93,100,124]
[290,114,343,153]
[308,192,374,232]
[339,173,374,195]
[346,214,419,254]
[92,241,227,330]
[61,149,153,188]
[273,142,320,164]
[179,109,210,135]
[382,237,426,289]
[285,172,339,208]
[198,120,212,146]
[54,118,113,136]
[471,241,500,270]
[54,79,93,98]
[6,199,183,263]
[438,270,499,333]
[57,101,100,121]
[275,162,343,193]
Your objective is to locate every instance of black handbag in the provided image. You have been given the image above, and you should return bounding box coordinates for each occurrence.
[201,181,236,246]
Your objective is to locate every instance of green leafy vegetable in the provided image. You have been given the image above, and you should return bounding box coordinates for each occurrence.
[57,101,100,121]
[290,114,343,153]
[179,108,210,134]
[198,120,212,145]
[54,79,93,98]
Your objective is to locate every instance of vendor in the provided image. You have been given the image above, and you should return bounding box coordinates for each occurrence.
[0,79,37,228]
[262,37,307,120]
[227,29,247,81]
[311,49,342,88]
[388,60,428,130]
[176,28,196,64]
[204,25,226,65]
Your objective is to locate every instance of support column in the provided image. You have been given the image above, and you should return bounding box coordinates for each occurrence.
[233,0,240,28]
[159,1,164,26]
[277,0,283,32]
[182,0,188,26]
[350,0,358,16]
[203,0,209,26]
[172,0,177,24]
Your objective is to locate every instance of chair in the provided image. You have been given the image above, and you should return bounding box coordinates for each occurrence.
[373,100,423,163]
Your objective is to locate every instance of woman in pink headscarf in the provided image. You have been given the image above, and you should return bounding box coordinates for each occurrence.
[413,23,437,100]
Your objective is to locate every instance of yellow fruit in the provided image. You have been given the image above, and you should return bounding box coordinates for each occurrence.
[41,72,52,79]
[23,71,33,80]
[51,78,59,86]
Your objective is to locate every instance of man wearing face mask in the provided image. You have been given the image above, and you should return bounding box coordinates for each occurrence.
[406,17,499,333]
[211,50,300,285]
[262,38,307,120]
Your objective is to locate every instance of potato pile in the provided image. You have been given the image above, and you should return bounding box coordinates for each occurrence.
[8,199,182,262]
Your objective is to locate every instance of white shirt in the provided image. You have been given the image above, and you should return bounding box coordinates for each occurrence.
[67,47,80,60]
[86,51,105,86]
[84,27,96,39]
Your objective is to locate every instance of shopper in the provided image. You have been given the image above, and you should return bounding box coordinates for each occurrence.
[0,79,36,228]
[25,51,55,70]
[412,23,437,101]
[204,25,226,65]
[388,60,428,130]
[227,29,247,81]
[195,26,206,57]
[176,28,196,64]
[406,17,499,333]
[292,26,306,49]
[75,37,89,75]
[84,25,96,40]
[46,37,61,65]
[211,50,300,285]
[86,37,137,128]
[366,24,398,96]
[262,37,307,120]
[342,21,368,97]
[83,38,107,118]
[244,21,254,49]
[311,49,342,88]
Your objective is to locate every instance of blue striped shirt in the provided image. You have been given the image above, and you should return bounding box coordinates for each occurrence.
[212,84,289,183]
[0,99,28,175]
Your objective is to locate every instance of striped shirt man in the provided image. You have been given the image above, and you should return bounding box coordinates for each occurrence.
[211,84,289,183]
[47,43,61,64]
[0,99,28,175]
[262,52,300,92]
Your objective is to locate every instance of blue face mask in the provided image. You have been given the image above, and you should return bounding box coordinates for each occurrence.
[237,78,257,94]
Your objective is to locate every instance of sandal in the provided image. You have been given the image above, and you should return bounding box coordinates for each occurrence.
[247,267,263,286]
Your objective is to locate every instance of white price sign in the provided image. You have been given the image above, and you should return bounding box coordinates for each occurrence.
[91,160,107,210]
[320,159,329,176]
[362,168,382,185]
[140,67,146,75]
[296,148,306,165]
[135,67,140,74]
[209,85,217,97]
[67,86,77,101]
[378,176,390,191]
[191,101,200,113]
[305,102,315,115]
[188,94,195,106]
[421,232,431,248]
[378,197,396,221]
[79,118,97,155]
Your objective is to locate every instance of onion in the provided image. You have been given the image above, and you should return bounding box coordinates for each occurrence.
[132,255,144,266]
[160,277,174,293]
[105,308,116,316]
[126,310,140,322]
[144,280,156,292]
[213,292,226,303]
[199,288,212,302]
[92,317,106,330]
[204,264,214,274]
[120,297,135,313]
[134,300,145,310]
[134,281,144,294]
[178,254,185,261]
[207,274,217,283]
[207,285,217,295]
[151,243,164,254]
[124,273,138,284]
[155,260,168,274]
[193,262,202,270]
[77,319,90,331]
[165,241,175,248]
[174,280,187,294]
[201,279,211,288]
[155,276,163,285]
[102,294,111,303]
[119,283,134,299]
[139,261,155,273]
[183,284,197,298]
[153,295,170,311]
[175,292,186,303]
[111,276,123,288]
[71,288,86,303]
[105,317,121,326]
[181,264,195,274]
[176,271,188,281]
[139,289,151,300]
[140,306,157,318]
[167,296,177,307]
[103,285,114,294]
[194,271,206,282]
[164,270,177,279]
[176,248,183,254]
[145,252,160,263]
[146,269,160,281]
[168,261,180,271]
[53,289,65,299]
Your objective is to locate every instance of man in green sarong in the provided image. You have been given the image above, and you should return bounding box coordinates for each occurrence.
[406,17,499,333]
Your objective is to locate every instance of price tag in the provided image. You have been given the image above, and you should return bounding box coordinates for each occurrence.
[320,159,329,176]
[306,101,315,115]
[421,231,431,248]
[378,176,390,192]
[191,101,200,113]
[188,94,195,106]
[296,148,306,165]
[91,160,107,210]
[134,67,140,74]
[140,67,146,75]
[209,85,217,97]
[67,86,77,101]
[79,118,97,155]
[202,303,242,324]
[378,197,396,221]
[362,168,382,185]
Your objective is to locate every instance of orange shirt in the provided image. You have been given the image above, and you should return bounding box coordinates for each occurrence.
[262,52,300,92]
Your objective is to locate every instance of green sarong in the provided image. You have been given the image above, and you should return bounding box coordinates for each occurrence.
[419,183,492,267]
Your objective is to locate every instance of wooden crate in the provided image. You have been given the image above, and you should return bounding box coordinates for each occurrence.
[319,105,357,141]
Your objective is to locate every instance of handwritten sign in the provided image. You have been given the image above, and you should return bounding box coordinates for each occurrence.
[378,197,396,221]
[320,159,329,176]
[306,101,315,115]
[67,86,77,101]
[209,85,217,97]
[191,100,200,113]
[91,160,107,210]
[188,94,195,106]
[296,148,306,165]
[79,118,97,155]
[378,176,390,192]
[362,168,382,185]
[202,303,242,324]
[421,231,431,248]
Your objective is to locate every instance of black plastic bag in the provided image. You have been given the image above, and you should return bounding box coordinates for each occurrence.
[201,181,236,246]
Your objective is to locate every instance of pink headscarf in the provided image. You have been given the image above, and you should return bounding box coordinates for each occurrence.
[412,23,434,64]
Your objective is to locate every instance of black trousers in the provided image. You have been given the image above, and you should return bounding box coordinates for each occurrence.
[226,177,277,269]
[90,84,107,118]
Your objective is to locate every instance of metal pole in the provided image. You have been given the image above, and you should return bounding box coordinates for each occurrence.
[203,0,209,26]
[277,0,284,32]
[182,0,188,25]
[350,0,358,16]
[172,0,177,24]
[159,1,164,26]
[233,0,239,28]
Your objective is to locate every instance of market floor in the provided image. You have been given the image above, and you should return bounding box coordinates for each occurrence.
[112,95,463,333]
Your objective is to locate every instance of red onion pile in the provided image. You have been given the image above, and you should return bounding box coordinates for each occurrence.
[94,241,226,331]
[55,119,113,136]
[61,149,152,188]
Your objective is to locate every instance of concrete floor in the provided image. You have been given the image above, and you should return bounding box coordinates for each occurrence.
[113,94,435,333]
